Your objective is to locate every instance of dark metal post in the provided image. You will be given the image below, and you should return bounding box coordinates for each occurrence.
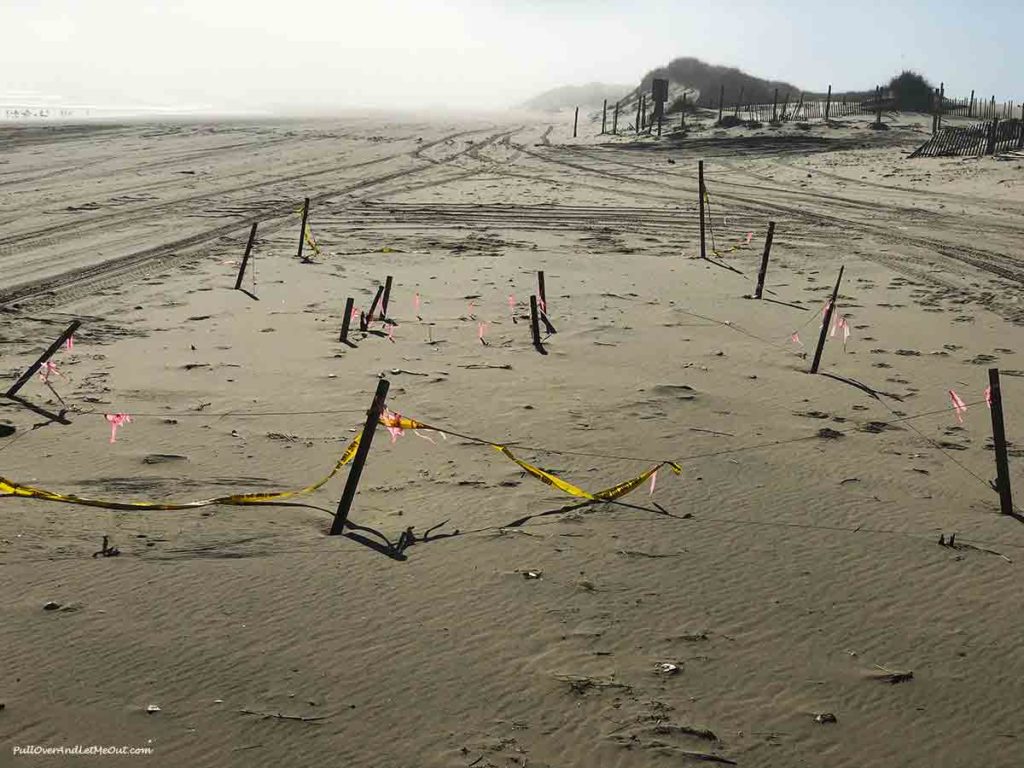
[297,197,310,261]
[988,368,1015,515]
[698,160,706,260]
[825,84,832,121]
[329,378,390,535]
[381,275,393,319]
[754,221,775,299]
[340,297,355,343]
[573,106,579,138]
[366,284,385,322]
[234,222,258,290]
[530,295,542,350]
[810,266,844,374]
[5,320,81,398]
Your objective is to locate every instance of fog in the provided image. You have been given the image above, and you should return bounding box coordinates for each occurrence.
[3,0,1020,114]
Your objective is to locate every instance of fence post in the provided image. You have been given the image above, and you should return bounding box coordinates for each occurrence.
[530,295,543,351]
[537,270,548,314]
[601,99,607,134]
[718,84,724,125]
[613,101,619,134]
[754,222,775,299]
[340,297,354,344]
[381,275,393,319]
[780,91,789,121]
[234,222,258,291]
[329,378,390,535]
[297,197,310,261]
[698,160,706,260]
[987,118,999,155]
[874,86,882,126]
[825,84,832,121]
[810,266,844,374]
[635,95,642,135]
[1018,104,1024,149]
[735,87,743,117]
[573,106,579,138]
[988,368,1015,516]
[366,284,385,322]
[969,89,974,117]
[680,93,686,129]
[772,88,778,123]
[5,320,81,398]
[938,82,944,130]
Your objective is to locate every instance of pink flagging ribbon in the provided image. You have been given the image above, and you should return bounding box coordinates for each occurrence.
[508,295,516,314]
[649,470,658,496]
[949,390,968,424]
[745,231,754,246]
[790,331,803,347]
[478,322,488,343]
[104,413,131,443]
[387,324,395,343]
[380,407,404,443]
[414,293,421,315]
[415,430,436,445]
[65,335,74,352]
[38,361,61,383]
[351,306,360,321]
[985,385,992,409]
[467,300,476,316]
[539,296,547,314]
[831,316,850,346]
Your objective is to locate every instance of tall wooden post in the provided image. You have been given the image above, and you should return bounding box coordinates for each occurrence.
[340,297,354,343]
[297,197,310,261]
[698,160,706,260]
[735,87,744,117]
[573,106,579,138]
[234,222,258,291]
[635,95,642,135]
[613,102,619,134]
[968,89,975,117]
[937,82,944,130]
[717,84,725,124]
[754,222,775,299]
[537,270,548,314]
[381,275,393,319]
[988,368,1015,516]
[824,84,832,121]
[329,378,390,535]
[1018,104,1024,149]
[530,295,542,350]
[641,95,647,131]
[810,266,844,374]
[601,99,607,134]
[5,320,81,398]
[772,88,778,122]
[987,118,999,155]
[874,86,882,126]
[680,94,686,129]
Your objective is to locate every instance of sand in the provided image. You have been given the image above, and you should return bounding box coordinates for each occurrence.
[1,109,1023,767]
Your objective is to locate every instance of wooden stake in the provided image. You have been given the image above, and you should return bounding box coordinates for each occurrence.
[537,270,548,314]
[988,368,1015,516]
[601,99,607,134]
[825,84,832,121]
[329,378,390,535]
[340,297,354,344]
[297,197,310,261]
[810,266,844,374]
[366,284,385,322]
[635,95,642,134]
[613,101,619,134]
[969,89,974,118]
[717,84,724,124]
[234,222,258,290]
[987,118,999,155]
[680,93,686,129]
[772,88,778,123]
[875,86,882,126]
[698,160,706,260]
[573,106,579,138]
[754,221,775,299]
[735,87,743,117]
[5,320,81,398]
[381,275,393,319]
[530,295,542,350]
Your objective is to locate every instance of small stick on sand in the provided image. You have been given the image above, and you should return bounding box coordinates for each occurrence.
[238,709,327,723]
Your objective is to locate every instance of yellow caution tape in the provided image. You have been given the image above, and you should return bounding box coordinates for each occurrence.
[494,445,680,502]
[303,224,322,258]
[0,436,360,511]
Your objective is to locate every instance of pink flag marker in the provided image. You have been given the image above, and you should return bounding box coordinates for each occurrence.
[649,470,658,496]
[949,390,968,424]
[538,297,547,314]
[387,323,395,343]
[745,231,754,246]
[790,331,803,347]
[985,385,992,408]
[478,322,488,345]
[65,335,74,352]
[467,300,476,316]
[414,292,421,315]
[38,361,61,384]
[508,294,516,313]
[351,305,361,321]
[104,413,131,443]
[380,407,404,443]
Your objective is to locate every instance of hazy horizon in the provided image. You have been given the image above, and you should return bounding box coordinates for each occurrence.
[4,0,1021,115]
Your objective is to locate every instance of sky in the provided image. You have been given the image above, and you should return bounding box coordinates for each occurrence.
[3,0,1022,113]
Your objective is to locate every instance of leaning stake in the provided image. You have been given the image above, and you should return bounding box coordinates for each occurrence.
[381,275,394,320]
[988,368,1015,515]
[234,222,258,290]
[340,297,354,344]
[530,295,543,351]
[810,266,844,374]
[754,221,775,299]
[330,378,390,535]
[698,160,707,260]
[297,197,310,261]
[5,320,81,398]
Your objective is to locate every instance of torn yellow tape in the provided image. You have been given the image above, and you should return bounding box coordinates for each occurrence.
[0,436,360,511]
[494,445,680,502]
[303,224,322,258]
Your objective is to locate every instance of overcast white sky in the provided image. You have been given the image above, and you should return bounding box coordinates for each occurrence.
[3,0,1021,112]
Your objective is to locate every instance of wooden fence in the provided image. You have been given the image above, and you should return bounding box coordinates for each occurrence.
[910,118,1024,158]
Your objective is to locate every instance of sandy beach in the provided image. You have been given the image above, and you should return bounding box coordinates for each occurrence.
[1,110,1023,767]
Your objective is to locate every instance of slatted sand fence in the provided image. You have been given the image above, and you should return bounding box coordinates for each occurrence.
[910,118,1024,158]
